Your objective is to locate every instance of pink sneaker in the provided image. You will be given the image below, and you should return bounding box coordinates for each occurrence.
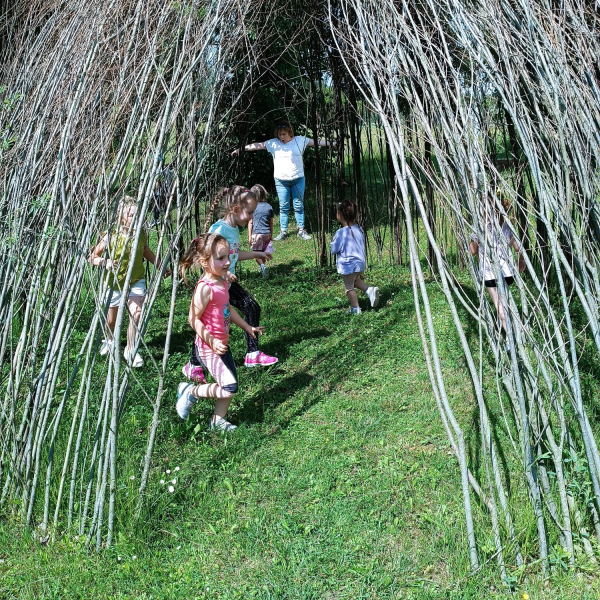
[244,351,278,368]
[182,362,207,384]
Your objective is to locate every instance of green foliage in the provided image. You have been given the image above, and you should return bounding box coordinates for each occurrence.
[215,4,333,191]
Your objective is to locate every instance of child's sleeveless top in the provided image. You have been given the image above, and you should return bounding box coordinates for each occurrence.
[196,277,231,349]
[103,228,147,287]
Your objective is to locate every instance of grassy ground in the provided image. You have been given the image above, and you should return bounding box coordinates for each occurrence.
[1,225,599,599]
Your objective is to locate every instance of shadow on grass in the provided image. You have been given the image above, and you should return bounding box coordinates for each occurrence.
[238,258,306,281]
[138,270,421,529]
[236,371,317,426]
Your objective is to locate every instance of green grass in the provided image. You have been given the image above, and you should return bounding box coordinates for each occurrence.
[1,226,599,599]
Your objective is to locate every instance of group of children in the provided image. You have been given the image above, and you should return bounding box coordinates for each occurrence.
[89,186,380,431]
[89,181,525,431]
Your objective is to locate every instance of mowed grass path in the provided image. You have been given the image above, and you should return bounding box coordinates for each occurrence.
[1,229,598,599]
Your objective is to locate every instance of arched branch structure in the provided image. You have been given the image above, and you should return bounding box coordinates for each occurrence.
[1,0,600,578]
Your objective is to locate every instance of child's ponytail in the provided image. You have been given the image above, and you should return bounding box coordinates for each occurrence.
[203,185,257,231]
[250,184,268,203]
[179,233,227,285]
[337,200,358,236]
[203,188,229,232]
[179,237,201,285]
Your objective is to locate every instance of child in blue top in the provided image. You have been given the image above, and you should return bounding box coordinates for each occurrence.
[331,200,379,315]
[204,186,278,367]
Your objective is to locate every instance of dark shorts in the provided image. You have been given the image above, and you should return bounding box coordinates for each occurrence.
[484,276,514,289]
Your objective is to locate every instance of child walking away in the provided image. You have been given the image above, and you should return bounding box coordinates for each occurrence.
[331,200,379,315]
[469,192,525,334]
[89,195,169,367]
[205,185,278,367]
[248,184,274,279]
[176,234,266,430]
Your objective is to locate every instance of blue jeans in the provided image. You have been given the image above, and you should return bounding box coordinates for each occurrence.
[274,176,305,231]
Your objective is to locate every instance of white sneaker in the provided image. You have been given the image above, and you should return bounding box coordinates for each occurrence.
[345,307,361,315]
[274,231,288,241]
[366,286,380,308]
[260,264,269,279]
[297,228,312,241]
[209,417,237,432]
[124,349,144,368]
[99,339,113,356]
[176,383,195,419]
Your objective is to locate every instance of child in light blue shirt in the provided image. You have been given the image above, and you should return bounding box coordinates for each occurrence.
[330,200,380,315]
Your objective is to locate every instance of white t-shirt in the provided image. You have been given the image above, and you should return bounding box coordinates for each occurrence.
[471,222,514,281]
[264,136,311,180]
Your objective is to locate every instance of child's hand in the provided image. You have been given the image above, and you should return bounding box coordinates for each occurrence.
[255,251,272,262]
[248,326,265,338]
[223,271,237,283]
[156,261,172,278]
[105,259,116,271]
[211,339,228,355]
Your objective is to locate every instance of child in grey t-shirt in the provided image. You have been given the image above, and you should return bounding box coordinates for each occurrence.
[248,184,274,279]
[330,200,379,315]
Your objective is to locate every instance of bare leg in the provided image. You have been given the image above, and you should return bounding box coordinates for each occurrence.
[126,296,144,353]
[486,286,507,333]
[105,307,118,340]
[355,277,368,293]
[191,347,238,421]
[188,383,234,420]
[213,397,234,421]
[346,289,359,308]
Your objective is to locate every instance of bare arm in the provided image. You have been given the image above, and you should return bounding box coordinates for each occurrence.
[269,217,273,240]
[230,307,264,338]
[143,245,156,264]
[248,218,253,242]
[89,238,111,269]
[306,139,336,148]
[238,250,272,262]
[143,245,171,277]
[232,142,266,157]
[509,237,526,272]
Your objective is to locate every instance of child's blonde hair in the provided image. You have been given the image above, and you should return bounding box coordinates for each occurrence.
[202,185,256,231]
[99,195,137,242]
[114,194,137,224]
[179,233,228,285]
